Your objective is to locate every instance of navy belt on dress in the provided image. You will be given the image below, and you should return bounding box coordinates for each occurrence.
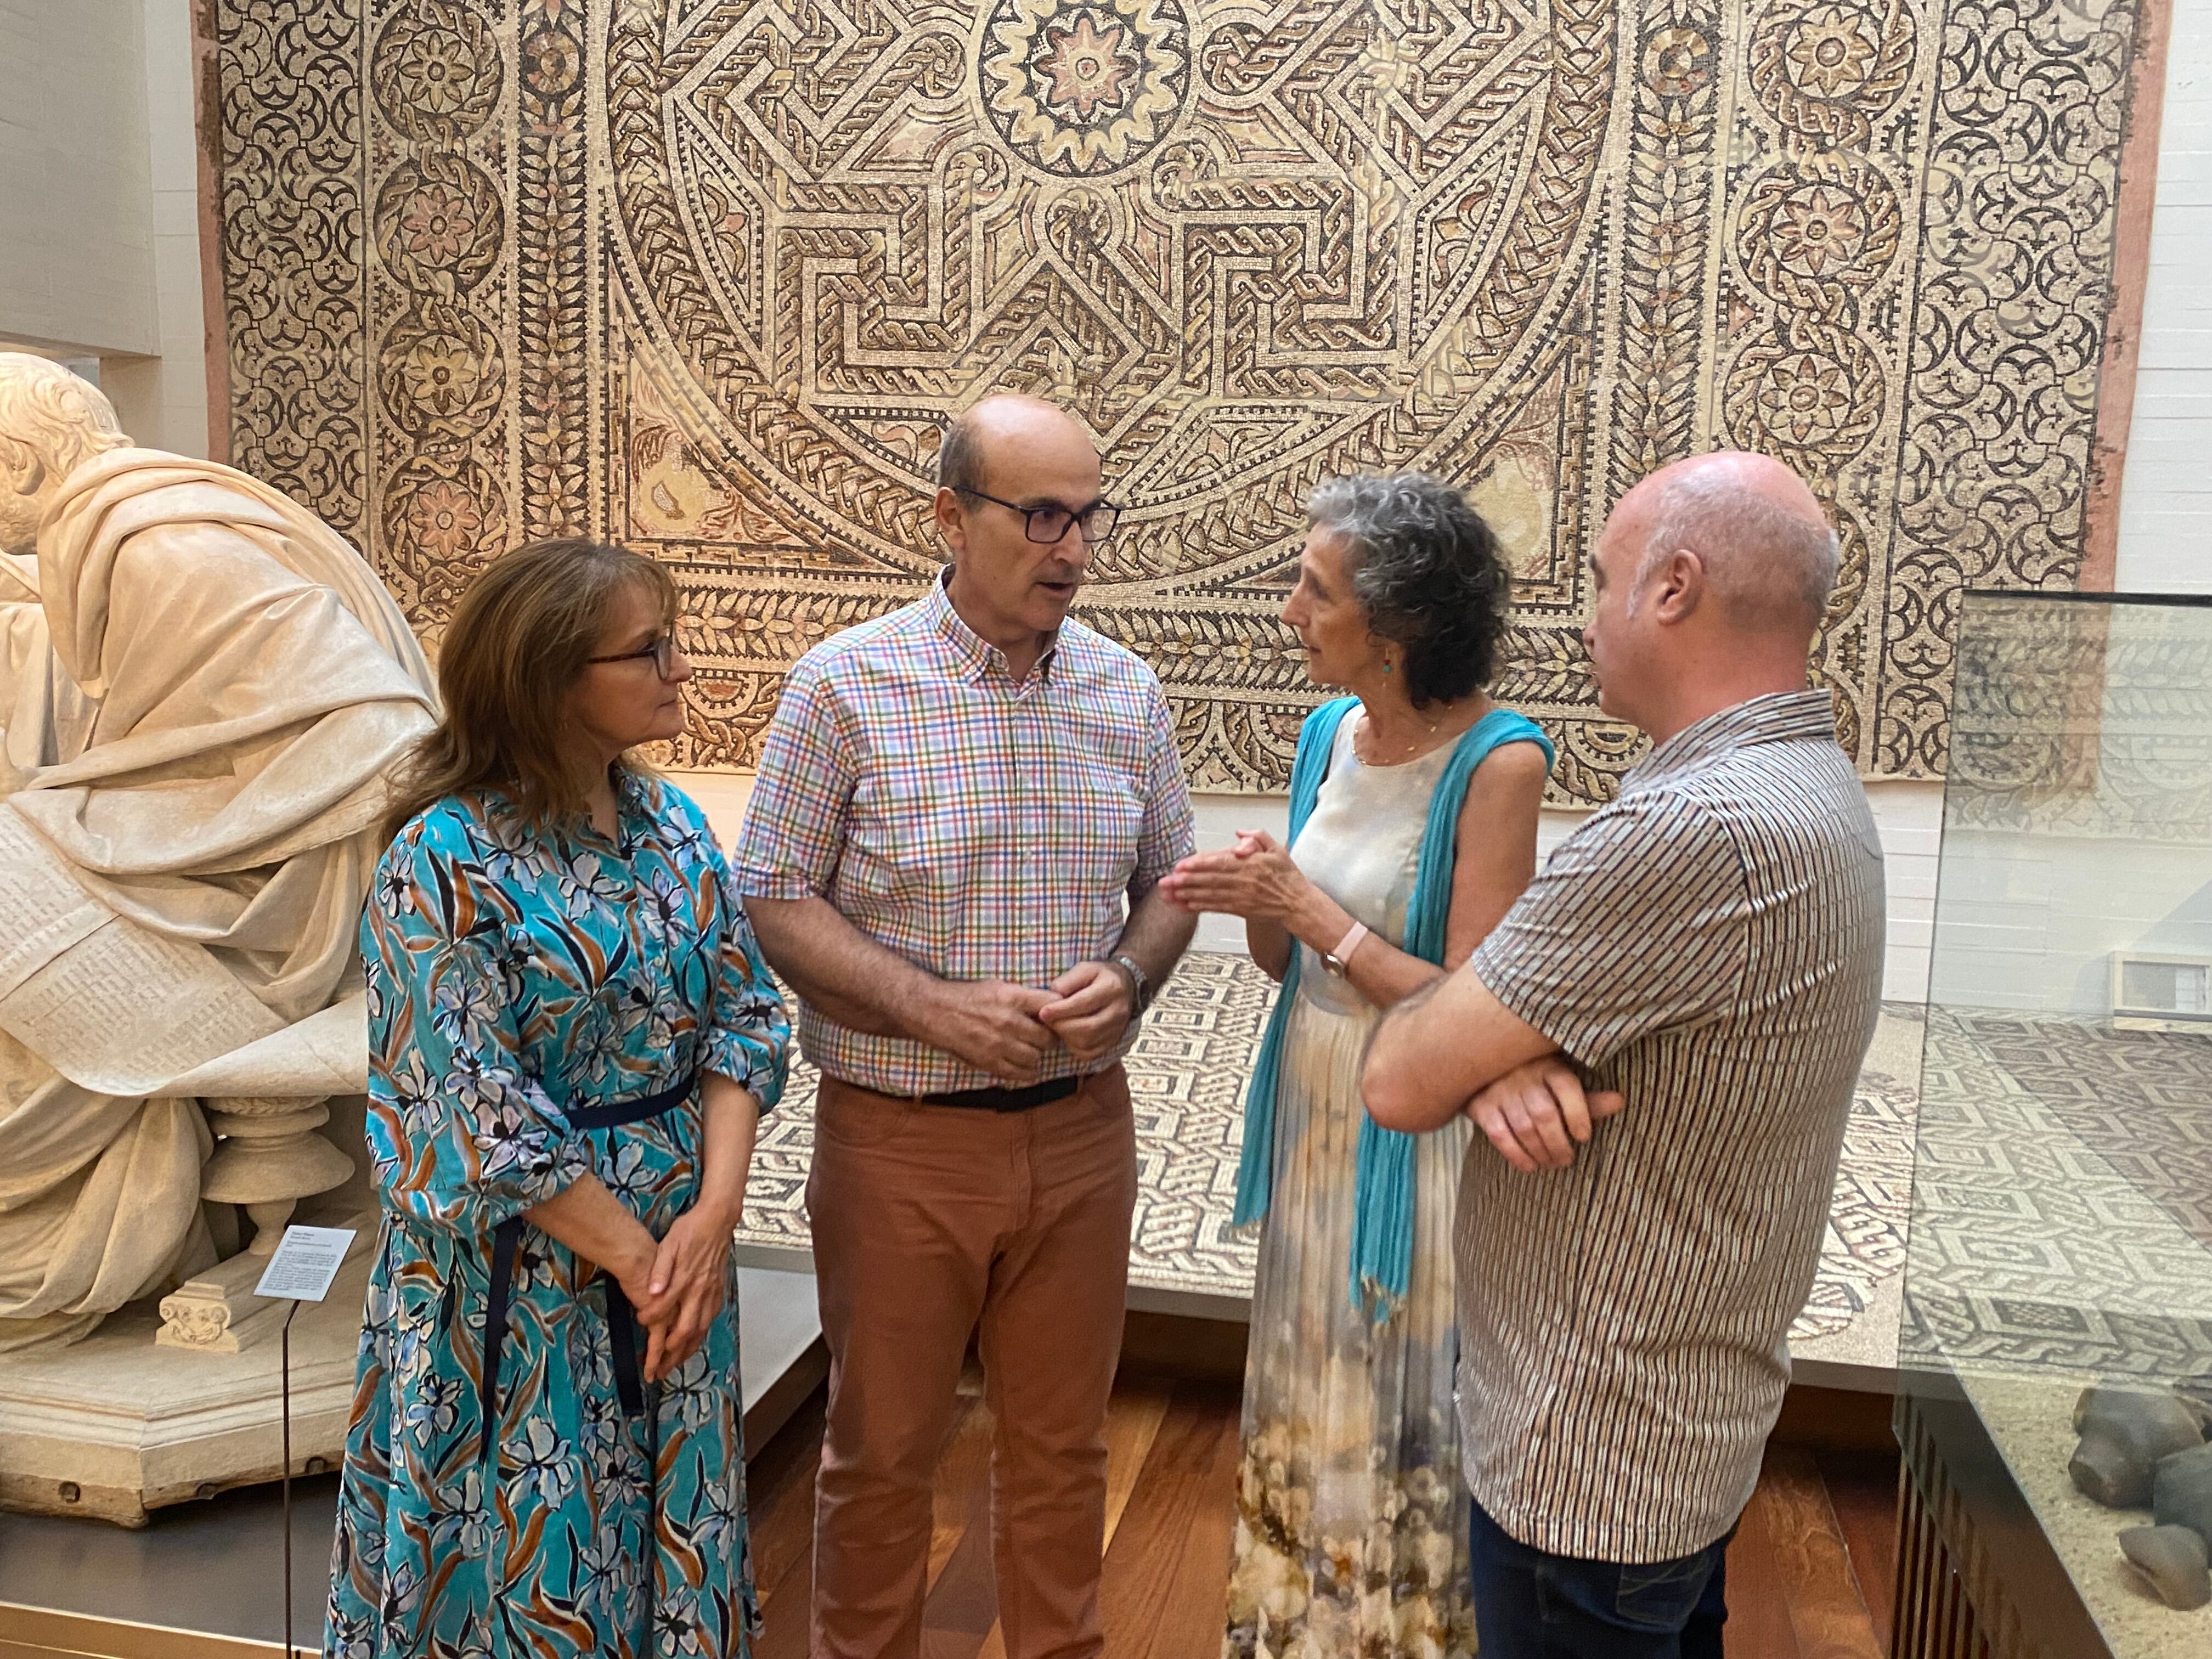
[476,1069,698,1576]
[919,1074,1082,1113]
[477,1069,695,1655]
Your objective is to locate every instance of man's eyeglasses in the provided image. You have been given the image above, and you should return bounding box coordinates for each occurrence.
[957,487,1121,545]
[586,633,684,679]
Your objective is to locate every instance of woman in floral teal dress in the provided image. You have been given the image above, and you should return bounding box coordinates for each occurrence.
[326,539,789,1659]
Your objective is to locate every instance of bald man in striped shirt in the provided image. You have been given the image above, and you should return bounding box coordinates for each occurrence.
[1363,452,1884,1658]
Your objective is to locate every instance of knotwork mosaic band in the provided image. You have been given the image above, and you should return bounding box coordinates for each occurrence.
[200,0,2162,798]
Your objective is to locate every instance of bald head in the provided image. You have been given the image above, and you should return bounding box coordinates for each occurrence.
[938,393,1096,498]
[1621,451,1836,634]
[932,392,1107,666]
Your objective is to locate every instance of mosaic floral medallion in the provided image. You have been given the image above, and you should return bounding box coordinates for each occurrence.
[371,155,503,296]
[1748,0,1916,146]
[372,1,501,142]
[981,0,1190,176]
[206,0,2162,795]
[377,306,505,444]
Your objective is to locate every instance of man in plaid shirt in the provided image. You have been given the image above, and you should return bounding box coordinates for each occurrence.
[735,392,1197,1658]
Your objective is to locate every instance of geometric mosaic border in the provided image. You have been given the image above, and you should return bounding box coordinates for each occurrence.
[740,952,1923,1367]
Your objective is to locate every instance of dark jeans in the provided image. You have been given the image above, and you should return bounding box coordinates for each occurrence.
[1468,1496,1733,1658]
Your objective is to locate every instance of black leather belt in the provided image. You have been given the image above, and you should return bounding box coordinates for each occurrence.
[476,1069,696,1652]
[921,1074,1082,1113]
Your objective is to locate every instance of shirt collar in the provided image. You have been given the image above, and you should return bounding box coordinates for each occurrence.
[923,566,1060,685]
[483,767,653,856]
[613,764,653,822]
[577,766,654,855]
[1630,689,1838,785]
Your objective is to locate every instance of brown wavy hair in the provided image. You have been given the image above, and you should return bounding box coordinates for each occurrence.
[381,538,676,843]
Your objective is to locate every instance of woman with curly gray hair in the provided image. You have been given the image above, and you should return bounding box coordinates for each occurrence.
[1161,472,1554,1657]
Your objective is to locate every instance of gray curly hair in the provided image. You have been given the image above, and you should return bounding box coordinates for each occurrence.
[1306,472,1514,708]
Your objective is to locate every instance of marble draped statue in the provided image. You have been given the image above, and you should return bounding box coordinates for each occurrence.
[0,355,437,1351]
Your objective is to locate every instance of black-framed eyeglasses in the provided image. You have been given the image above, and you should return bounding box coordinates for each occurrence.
[957,487,1122,545]
[586,633,683,679]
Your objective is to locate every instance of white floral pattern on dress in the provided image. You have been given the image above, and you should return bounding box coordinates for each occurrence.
[1224,723,1483,1659]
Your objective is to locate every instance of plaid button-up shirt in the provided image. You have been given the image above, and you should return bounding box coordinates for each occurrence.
[731,570,1197,1097]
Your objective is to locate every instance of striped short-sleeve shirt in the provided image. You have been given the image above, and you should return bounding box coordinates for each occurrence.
[1457,690,1884,1562]
[730,569,1196,1097]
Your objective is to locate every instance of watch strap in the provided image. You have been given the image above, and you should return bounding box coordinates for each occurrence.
[1323,919,1370,977]
[1109,952,1154,1013]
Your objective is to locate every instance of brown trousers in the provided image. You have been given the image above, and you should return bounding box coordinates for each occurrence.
[806,1065,1137,1659]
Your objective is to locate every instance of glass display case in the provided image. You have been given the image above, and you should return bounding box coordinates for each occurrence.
[1895,590,2212,1658]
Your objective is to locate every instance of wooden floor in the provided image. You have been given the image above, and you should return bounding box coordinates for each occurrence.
[745,1372,1901,1657]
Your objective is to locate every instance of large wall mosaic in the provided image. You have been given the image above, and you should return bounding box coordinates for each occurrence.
[200,0,2163,797]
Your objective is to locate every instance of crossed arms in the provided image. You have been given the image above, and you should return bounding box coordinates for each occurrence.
[1363,969,1624,1172]
[1366,791,1765,1169]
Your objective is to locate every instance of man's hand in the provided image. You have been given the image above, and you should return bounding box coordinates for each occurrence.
[1039,960,1135,1062]
[1465,1056,1626,1173]
[929,979,1059,1082]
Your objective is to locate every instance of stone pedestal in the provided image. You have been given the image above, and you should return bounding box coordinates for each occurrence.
[199,1096,359,1253]
[155,1219,373,1354]
[0,1245,372,1527]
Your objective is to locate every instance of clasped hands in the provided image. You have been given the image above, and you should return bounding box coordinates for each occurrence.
[1159,833,1629,1173]
[1157,830,1305,922]
[932,961,1135,1084]
[611,1199,740,1386]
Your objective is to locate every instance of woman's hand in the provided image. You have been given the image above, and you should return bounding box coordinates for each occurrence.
[526,1175,679,1365]
[624,1075,758,1384]
[635,1202,737,1383]
[1158,832,1314,924]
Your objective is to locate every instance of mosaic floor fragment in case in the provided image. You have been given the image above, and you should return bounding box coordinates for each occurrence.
[738,952,1924,1372]
[203,0,2160,798]
[1904,1008,2212,1385]
[1955,1371,2212,1653]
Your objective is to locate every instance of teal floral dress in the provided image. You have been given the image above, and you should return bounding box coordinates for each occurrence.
[326,772,789,1659]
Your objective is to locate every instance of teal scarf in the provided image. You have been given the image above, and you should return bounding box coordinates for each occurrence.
[1230,697,1555,1317]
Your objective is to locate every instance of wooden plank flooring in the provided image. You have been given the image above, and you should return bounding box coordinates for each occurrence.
[746,1375,1900,1657]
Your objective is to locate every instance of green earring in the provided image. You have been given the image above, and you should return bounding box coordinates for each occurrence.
[1383,661,1395,673]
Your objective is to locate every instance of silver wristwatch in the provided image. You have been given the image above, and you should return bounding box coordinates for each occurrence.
[1108,952,1155,1014]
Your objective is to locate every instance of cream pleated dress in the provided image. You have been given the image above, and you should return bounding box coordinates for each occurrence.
[1224,716,1477,1659]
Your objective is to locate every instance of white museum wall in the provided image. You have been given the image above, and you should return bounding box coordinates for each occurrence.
[0,0,156,355]
[0,0,207,458]
[2114,0,2212,594]
[112,0,210,459]
[1928,830,2212,1013]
